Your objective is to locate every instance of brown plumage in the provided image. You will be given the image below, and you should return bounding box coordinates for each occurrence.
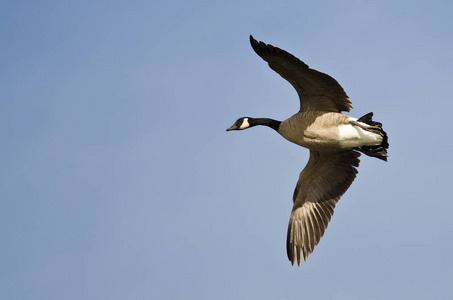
[249,35,352,113]
[227,36,388,266]
[287,150,360,265]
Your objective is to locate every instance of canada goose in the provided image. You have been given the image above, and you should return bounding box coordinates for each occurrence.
[227,36,389,266]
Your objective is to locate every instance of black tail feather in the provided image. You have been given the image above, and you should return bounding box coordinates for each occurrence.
[357,112,382,128]
[355,112,389,161]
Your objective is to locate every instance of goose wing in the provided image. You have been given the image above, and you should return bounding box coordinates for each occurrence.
[250,35,352,113]
[287,150,360,266]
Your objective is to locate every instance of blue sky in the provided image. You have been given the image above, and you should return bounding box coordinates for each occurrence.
[1,0,453,299]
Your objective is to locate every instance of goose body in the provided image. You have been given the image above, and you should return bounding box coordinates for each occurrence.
[280,111,383,151]
[227,36,389,266]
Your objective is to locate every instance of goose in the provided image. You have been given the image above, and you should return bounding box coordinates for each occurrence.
[227,35,389,266]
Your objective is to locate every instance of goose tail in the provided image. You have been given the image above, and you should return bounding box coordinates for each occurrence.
[354,112,389,161]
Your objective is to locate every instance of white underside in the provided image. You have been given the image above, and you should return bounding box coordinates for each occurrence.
[338,117,382,148]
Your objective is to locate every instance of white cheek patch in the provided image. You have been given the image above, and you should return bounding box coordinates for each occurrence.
[239,118,250,129]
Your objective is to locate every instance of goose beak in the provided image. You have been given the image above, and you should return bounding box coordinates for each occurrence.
[226,125,237,131]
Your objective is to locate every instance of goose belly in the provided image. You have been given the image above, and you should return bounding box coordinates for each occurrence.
[337,120,383,148]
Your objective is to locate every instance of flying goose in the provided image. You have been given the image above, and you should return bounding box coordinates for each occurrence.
[227,36,389,266]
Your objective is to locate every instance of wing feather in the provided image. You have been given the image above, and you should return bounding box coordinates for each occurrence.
[287,150,360,265]
[250,35,352,113]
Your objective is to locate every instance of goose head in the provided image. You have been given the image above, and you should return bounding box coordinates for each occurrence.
[226,117,251,131]
[227,117,281,132]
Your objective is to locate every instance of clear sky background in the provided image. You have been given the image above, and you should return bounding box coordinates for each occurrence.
[2,1,453,299]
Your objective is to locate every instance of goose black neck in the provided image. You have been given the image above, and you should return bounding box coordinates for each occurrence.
[250,118,281,131]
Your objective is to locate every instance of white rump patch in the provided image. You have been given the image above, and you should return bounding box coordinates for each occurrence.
[338,117,382,148]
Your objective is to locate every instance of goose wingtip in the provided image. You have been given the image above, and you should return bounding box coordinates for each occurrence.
[249,34,257,45]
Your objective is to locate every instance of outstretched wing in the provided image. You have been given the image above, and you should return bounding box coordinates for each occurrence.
[250,35,352,113]
[287,150,360,266]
